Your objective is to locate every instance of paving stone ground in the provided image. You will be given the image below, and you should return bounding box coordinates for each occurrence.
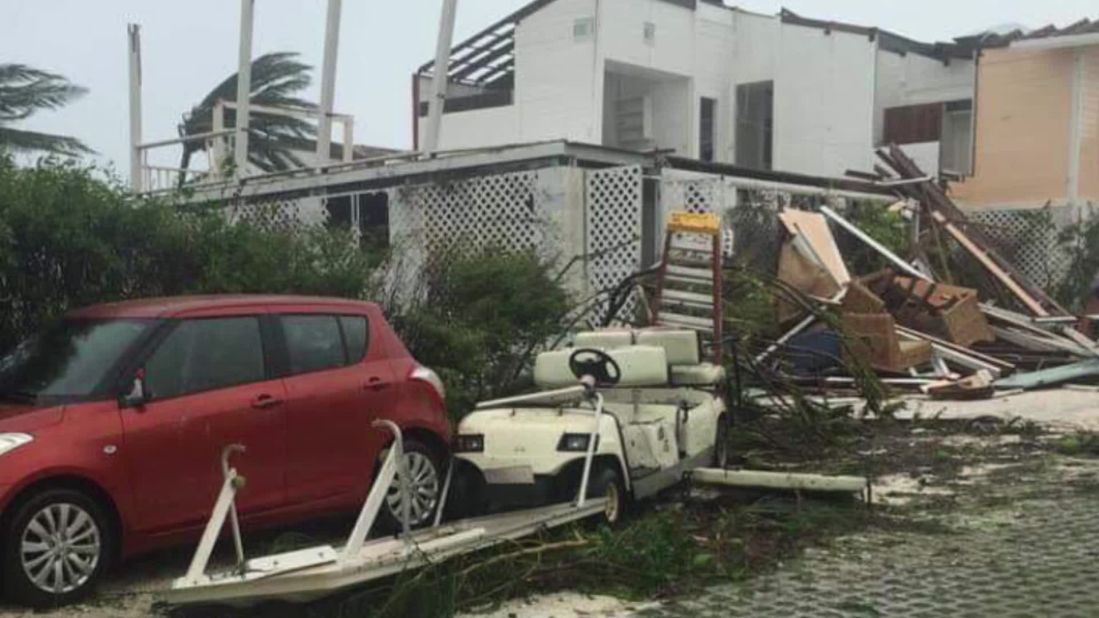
[641,459,1099,618]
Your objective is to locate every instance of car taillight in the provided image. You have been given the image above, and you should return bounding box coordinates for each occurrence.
[410,365,446,407]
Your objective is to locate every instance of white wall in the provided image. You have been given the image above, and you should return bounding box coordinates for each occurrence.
[771,24,878,177]
[873,51,976,143]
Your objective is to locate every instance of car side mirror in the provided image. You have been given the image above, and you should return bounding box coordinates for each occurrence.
[120,373,148,408]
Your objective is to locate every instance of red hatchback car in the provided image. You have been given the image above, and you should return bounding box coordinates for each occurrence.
[0,296,451,607]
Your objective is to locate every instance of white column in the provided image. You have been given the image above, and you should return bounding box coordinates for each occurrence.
[316,0,343,165]
[234,0,256,177]
[127,24,143,192]
[423,0,458,155]
[1068,48,1084,204]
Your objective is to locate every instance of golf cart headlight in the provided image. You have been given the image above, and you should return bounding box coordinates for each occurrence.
[0,433,32,457]
[558,433,598,452]
[455,434,484,453]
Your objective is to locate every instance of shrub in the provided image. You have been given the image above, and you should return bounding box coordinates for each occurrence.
[386,248,571,417]
[0,154,376,351]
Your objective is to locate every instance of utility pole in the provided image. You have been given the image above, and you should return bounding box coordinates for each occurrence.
[127,24,143,192]
[316,0,343,165]
[234,0,255,177]
[423,0,458,155]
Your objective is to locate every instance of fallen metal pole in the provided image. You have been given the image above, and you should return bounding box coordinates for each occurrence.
[692,468,867,493]
[819,205,929,281]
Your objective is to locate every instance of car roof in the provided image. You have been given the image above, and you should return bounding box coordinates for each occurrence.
[68,295,379,319]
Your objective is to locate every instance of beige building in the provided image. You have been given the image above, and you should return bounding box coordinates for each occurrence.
[950,22,1099,211]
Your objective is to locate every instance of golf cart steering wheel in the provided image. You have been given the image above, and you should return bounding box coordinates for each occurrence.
[568,348,622,387]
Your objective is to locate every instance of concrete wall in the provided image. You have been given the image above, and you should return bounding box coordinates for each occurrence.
[951,47,1076,209]
[771,24,877,177]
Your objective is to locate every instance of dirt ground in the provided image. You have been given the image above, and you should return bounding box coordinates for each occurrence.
[3,389,1096,618]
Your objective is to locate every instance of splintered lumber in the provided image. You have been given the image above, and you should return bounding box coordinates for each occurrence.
[930,211,1048,316]
[778,209,852,286]
[878,145,1070,317]
[895,325,1012,378]
[692,469,868,494]
[995,359,1099,391]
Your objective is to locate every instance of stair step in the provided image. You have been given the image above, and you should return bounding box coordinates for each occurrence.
[664,264,713,283]
[661,289,715,310]
[657,312,715,332]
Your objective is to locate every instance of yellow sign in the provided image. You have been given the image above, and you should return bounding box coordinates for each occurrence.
[668,211,721,236]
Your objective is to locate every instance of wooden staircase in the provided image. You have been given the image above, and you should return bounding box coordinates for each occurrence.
[650,212,725,363]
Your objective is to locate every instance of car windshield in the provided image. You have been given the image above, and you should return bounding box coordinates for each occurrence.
[0,318,157,402]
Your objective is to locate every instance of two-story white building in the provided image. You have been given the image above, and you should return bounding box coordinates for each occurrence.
[413,0,978,179]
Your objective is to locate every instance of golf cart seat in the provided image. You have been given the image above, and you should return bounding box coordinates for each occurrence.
[570,328,726,387]
[534,346,669,388]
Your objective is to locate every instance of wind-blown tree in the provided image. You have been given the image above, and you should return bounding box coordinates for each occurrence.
[178,52,317,178]
[0,64,91,155]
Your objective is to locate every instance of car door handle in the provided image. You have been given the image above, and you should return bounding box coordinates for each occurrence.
[365,377,390,391]
[251,394,284,409]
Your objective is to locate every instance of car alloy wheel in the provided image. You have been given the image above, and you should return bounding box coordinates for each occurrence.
[20,503,102,595]
[385,450,441,528]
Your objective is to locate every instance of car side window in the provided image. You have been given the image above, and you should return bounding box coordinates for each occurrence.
[339,315,369,363]
[281,315,346,375]
[144,317,265,399]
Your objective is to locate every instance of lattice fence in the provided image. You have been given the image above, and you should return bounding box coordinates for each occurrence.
[226,195,328,233]
[967,206,1076,292]
[586,166,642,324]
[388,169,558,256]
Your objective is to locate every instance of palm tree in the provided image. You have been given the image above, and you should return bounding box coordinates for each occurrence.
[178,52,317,178]
[0,64,91,155]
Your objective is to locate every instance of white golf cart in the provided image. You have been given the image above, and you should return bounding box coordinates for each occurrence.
[452,328,728,522]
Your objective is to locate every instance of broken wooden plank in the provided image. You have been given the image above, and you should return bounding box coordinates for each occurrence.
[931,211,1049,316]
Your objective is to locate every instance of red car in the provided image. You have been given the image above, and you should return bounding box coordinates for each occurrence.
[0,296,450,607]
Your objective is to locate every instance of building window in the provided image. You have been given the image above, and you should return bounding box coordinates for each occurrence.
[736,81,773,171]
[615,96,653,151]
[643,22,656,45]
[882,99,973,176]
[883,103,943,145]
[699,97,716,162]
[941,100,973,176]
[325,192,390,249]
[573,17,595,41]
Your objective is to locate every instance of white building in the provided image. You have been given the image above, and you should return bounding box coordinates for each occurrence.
[413,0,978,179]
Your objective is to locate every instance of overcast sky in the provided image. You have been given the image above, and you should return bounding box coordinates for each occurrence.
[2,0,1095,178]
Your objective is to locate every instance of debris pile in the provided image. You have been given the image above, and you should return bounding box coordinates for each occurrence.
[761,145,1099,399]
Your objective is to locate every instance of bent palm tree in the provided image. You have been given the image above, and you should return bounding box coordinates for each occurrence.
[0,64,92,155]
[178,52,317,178]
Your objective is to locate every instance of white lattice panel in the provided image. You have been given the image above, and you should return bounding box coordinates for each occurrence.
[967,207,1074,290]
[388,170,559,256]
[586,166,642,324]
[228,196,327,233]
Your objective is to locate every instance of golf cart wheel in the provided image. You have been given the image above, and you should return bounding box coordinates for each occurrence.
[713,414,730,469]
[378,439,443,533]
[587,466,628,526]
[1,488,112,608]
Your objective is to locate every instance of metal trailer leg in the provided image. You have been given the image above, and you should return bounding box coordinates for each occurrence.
[433,457,455,529]
[575,392,605,508]
[341,420,414,563]
[183,444,247,585]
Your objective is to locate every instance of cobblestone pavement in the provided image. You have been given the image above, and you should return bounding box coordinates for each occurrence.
[641,460,1099,618]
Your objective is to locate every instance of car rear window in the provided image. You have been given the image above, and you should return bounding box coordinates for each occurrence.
[282,315,346,374]
[339,316,369,362]
[277,314,370,377]
[145,317,266,399]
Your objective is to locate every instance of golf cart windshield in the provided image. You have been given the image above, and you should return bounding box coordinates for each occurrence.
[0,318,156,403]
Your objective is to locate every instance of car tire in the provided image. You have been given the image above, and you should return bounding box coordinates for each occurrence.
[713,414,730,469]
[1,488,113,608]
[586,465,628,526]
[377,439,443,533]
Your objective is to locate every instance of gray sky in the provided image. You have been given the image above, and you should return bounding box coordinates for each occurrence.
[2,0,1095,178]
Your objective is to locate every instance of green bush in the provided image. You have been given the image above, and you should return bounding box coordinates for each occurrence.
[388,248,571,417]
[0,154,376,351]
